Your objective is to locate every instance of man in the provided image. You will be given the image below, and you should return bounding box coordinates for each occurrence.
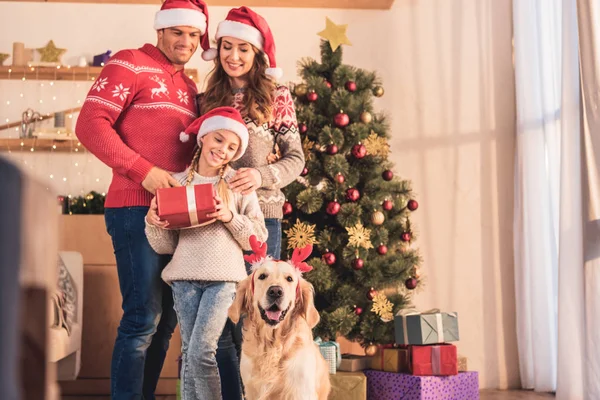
[75,0,212,398]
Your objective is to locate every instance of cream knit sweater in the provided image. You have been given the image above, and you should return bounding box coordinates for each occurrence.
[145,167,268,284]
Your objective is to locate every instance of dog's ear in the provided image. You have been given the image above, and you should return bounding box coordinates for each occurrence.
[228,276,252,323]
[298,278,320,329]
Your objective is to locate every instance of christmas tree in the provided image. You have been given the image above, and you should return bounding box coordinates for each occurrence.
[282,19,423,349]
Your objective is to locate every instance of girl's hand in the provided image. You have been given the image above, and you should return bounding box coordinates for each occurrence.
[208,194,233,223]
[146,197,170,228]
[228,168,262,195]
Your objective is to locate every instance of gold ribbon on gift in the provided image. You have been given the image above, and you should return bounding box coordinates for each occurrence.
[186,186,199,226]
[397,308,457,344]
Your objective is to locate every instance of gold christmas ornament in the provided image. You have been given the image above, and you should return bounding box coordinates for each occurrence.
[346,222,374,250]
[285,219,317,249]
[317,17,352,52]
[0,53,9,66]
[295,83,308,97]
[364,132,390,158]
[365,343,378,357]
[36,40,66,64]
[360,111,372,124]
[371,292,394,321]
[302,136,315,161]
[373,86,385,97]
[371,210,385,225]
[412,266,421,279]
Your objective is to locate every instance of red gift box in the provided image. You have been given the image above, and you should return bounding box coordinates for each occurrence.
[156,184,217,229]
[409,343,458,376]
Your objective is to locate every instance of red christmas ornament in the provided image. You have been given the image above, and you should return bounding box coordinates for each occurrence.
[382,199,393,211]
[352,258,364,270]
[325,80,332,88]
[354,305,363,315]
[334,112,350,128]
[405,278,418,290]
[307,91,318,102]
[322,252,336,265]
[326,201,341,215]
[301,166,309,176]
[401,232,412,242]
[326,144,339,155]
[282,201,293,215]
[345,81,357,92]
[367,287,377,300]
[407,199,419,211]
[352,143,367,159]
[299,123,308,134]
[377,244,388,255]
[335,173,345,184]
[346,188,360,202]
[382,170,393,181]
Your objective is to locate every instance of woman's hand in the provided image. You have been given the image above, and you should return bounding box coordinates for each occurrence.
[208,194,234,223]
[228,168,262,195]
[146,197,170,228]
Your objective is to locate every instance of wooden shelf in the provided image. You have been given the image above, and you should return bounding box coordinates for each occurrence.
[0,138,86,152]
[0,66,199,82]
[1,0,394,9]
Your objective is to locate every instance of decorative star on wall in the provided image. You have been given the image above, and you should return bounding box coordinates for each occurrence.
[36,40,66,63]
[317,17,352,52]
[0,53,9,66]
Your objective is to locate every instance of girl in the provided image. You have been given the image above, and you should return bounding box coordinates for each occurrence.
[145,106,267,400]
[199,8,305,399]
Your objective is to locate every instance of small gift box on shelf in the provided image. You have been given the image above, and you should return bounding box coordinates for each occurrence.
[329,371,367,400]
[409,343,458,376]
[338,354,372,372]
[394,308,459,345]
[315,338,341,374]
[364,370,479,400]
[370,346,409,373]
[156,183,217,229]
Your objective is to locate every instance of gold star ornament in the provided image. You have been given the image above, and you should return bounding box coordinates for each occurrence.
[36,40,66,64]
[317,17,352,52]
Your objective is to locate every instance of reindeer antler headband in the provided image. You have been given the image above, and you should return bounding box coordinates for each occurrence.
[244,235,313,273]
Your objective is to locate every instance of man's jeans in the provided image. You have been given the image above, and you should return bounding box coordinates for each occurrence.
[172,281,236,400]
[216,218,281,399]
[105,207,177,400]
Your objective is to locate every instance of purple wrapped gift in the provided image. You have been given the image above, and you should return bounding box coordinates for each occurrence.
[92,50,112,66]
[365,370,479,400]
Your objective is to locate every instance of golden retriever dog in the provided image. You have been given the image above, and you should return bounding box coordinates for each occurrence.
[228,236,331,400]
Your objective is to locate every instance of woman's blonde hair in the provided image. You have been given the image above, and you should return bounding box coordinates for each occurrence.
[186,145,234,212]
[201,38,275,125]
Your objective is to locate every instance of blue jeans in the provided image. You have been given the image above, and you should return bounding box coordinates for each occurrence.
[216,218,281,400]
[172,281,236,400]
[105,207,178,400]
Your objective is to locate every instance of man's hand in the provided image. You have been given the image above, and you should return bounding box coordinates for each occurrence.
[228,168,262,195]
[141,167,181,195]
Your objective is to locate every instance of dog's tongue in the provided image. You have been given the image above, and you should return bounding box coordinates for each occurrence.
[266,310,282,321]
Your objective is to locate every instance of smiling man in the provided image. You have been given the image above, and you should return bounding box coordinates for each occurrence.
[75,0,212,398]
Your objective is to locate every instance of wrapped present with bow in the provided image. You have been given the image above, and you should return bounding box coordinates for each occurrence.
[370,345,409,373]
[394,308,459,345]
[315,338,341,374]
[156,183,217,229]
[409,343,458,376]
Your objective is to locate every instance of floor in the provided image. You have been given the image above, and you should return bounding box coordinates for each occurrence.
[63,391,555,399]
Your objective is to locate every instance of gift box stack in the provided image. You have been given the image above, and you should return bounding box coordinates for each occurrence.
[365,309,479,400]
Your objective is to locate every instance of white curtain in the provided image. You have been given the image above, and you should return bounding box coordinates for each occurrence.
[514,0,600,398]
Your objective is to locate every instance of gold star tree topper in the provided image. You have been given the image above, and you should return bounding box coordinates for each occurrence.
[317,17,352,52]
[36,40,66,64]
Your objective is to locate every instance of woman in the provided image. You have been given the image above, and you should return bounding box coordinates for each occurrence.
[198,6,305,399]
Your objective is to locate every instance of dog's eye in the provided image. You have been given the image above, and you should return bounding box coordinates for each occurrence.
[286,276,293,282]
[258,273,267,280]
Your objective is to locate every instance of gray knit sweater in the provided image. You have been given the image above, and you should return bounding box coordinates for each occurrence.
[200,85,304,219]
[145,168,268,284]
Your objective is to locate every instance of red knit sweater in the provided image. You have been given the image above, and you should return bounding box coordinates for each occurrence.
[76,44,198,208]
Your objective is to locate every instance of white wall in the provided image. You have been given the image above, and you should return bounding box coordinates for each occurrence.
[0,0,518,389]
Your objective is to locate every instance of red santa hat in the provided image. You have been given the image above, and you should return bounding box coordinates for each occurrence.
[154,0,215,61]
[180,106,249,161]
[204,6,283,80]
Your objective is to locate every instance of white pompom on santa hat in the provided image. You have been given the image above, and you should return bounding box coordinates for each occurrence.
[179,106,249,161]
[153,0,217,61]
[203,6,283,80]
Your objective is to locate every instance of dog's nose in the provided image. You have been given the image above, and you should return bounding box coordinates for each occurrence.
[267,286,283,299]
